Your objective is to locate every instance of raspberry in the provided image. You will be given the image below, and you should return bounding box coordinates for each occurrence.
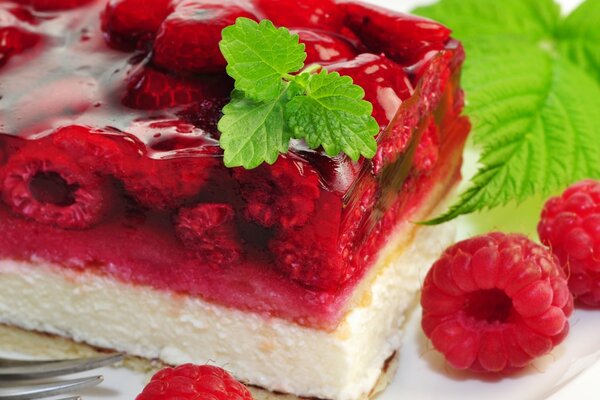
[135,364,254,400]
[234,156,320,229]
[152,0,257,74]
[292,29,356,65]
[327,54,413,127]
[49,125,140,176]
[18,0,93,11]
[118,155,216,210]
[175,203,243,266]
[0,26,41,68]
[122,65,229,111]
[101,0,176,51]
[421,233,573,373]
[538,180,600,307]
[1,141,111,229]
[269,195,344,291]
[255,0,343,31]
[413,117,440,174]
[341,2,451,65]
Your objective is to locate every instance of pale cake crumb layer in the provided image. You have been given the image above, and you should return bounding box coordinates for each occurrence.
[0,223,455,400]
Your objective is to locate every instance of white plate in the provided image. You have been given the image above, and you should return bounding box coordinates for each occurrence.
[5,0,600,399]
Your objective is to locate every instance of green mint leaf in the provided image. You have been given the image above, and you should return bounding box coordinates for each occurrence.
[285,71,379,160]
[557,0,600,84]
[220,18,306,101]
[218,20,379,168]
[426,40,600,225]
[218,89,292,169]
[416,0,600,224]
[414,0,560,42]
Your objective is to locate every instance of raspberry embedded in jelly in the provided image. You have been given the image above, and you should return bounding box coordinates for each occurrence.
[152,0,258,74]
[1,140,112,229]
[293,29,357,64]
[327,54,414,127]
[0,0,469,328]
[101,0,176,50]
[175,203,243,267]
[0,24,41,68]
[122,62,232,114]
[256,0,344,31]
[341,1,451,65]
[19,0,94,11]
[234,156,321,229]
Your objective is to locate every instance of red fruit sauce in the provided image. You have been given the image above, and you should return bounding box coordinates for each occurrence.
[0,0,469,329]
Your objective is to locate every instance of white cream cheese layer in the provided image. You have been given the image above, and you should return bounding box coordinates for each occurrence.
[0,223,454,400]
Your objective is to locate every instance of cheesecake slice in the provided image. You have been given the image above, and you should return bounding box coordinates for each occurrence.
[0,0,470,399]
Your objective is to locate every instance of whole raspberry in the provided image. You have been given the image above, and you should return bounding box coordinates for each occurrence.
[49,125,141,176]
[18,0,93,11]
[136,364,254,400]
[269,197,344,291]
[292,29,356,65]
[152,0,257,74]
[117,155,216,210]
[538,180,600,307]
[101,0,176,50]
[0,26,41,68]
[175,203,243,267]
[327,54,413,127]
[255,0,344,31]
[122,65,231,111]
[341,2,451,65]
[421,233,573,373]
[1,142,111,229]
[234,156,320,229]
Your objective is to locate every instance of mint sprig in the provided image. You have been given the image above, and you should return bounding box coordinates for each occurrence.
[218,18,378,169]
[415,0,600,224]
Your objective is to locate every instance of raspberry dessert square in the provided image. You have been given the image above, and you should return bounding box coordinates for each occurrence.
[0,0,469,399]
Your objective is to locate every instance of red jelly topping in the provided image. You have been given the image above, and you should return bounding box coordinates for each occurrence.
[0,0,469,329]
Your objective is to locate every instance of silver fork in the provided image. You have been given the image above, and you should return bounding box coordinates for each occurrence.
[0,353,124,400]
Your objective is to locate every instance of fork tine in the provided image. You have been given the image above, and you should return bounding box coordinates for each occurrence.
[0,375,102,400]
[0,354,123,380]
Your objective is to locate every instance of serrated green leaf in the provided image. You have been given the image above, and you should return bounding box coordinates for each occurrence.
[426,40,600,224]
[220,18,306,101]
[285,71,379,160]
[557,0,600,84]
[218,89,292,169]
[414,0,560,43]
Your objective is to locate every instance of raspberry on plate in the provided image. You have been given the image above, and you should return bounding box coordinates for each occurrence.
[421,233,573,373]
[136,364,254,400]
[538,179,600,307]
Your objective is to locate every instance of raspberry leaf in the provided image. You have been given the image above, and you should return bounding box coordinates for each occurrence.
[557,0,600,85]
[218,89,291,169]
[286,71,378,160]
[220,18,306,101]
[425,40,600,224]
[413,0,560,42]
[416,0,600,224]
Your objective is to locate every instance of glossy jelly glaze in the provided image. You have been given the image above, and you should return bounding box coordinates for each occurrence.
[0,0,469,329]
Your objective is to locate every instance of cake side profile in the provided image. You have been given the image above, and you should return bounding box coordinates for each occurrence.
[0,0,469,399]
